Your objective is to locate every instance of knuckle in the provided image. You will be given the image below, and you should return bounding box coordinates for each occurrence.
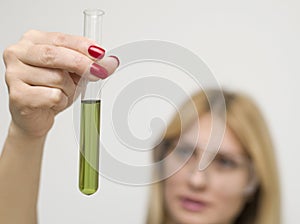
[74,36,90,48]
[19,107,32,117]
[52,70,67,86]
[50,89,64,104]
[72,55,86,73]
[4,64,20,87]
[40,46,57,65]
[22,29,39,40]
[52,32,67,46]
[4,67,16,86]
[3,45,17,62]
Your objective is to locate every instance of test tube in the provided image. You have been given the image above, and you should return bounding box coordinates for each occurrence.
[79,9,105,195]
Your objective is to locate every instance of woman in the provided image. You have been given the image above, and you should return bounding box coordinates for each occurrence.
[0,30,280,224]
[146,90,281,224]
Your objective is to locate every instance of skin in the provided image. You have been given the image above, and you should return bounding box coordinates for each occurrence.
[164,113,250,224]
[0,30,119,224]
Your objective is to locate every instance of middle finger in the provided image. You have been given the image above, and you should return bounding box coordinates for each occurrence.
[18,64,76,98]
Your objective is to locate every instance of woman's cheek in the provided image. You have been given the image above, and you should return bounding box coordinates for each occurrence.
[211,179,248,220]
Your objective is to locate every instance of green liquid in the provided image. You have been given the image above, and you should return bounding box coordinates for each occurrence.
[79,100,101,195]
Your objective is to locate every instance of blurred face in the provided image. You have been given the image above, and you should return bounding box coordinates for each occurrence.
[164,113,251,224]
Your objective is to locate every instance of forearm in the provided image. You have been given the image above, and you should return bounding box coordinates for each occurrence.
[0,122,46,224]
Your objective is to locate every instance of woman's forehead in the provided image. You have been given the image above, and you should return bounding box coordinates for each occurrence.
[181,114,245,155]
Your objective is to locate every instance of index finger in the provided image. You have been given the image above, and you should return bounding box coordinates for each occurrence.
[21,30,105,59]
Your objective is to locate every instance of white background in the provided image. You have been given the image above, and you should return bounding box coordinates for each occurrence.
[0,0,299,223]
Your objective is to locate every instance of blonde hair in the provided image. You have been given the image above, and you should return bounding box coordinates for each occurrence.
[146,89,281,224]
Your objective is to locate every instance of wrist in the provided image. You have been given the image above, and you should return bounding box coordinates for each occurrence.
[8,121,48,141]
[5,122,47,155]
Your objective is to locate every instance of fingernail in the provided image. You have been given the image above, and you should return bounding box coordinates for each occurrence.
[88,45,105,59]
[108,55,120,66]
[90,63,108,79]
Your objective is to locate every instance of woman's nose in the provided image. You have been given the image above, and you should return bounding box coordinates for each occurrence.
[187,167,209,190]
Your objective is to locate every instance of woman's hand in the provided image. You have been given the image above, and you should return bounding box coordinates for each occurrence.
[3,30,119,138]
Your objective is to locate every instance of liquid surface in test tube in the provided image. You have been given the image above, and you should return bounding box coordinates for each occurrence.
[79,99,100,195]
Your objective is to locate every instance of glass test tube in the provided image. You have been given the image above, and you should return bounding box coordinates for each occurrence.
[79,9,105,195]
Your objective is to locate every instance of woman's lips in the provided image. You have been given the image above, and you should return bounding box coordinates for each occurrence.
[180,197,209,212]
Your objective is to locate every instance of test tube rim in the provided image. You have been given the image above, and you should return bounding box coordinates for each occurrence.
[83,9,105,17]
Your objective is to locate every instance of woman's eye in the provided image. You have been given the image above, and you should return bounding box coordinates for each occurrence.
[214,156,238,169]
[174,146,194,159]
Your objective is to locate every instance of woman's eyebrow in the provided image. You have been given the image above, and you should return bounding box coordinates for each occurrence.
[181,144,229,157]
[213,150,249,162]
[175,142,246,158]
[176,141,196,148]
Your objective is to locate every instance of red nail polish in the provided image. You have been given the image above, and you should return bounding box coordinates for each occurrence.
[108,55,120,66]
[90,63,108,79]
[88,45,105,59]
